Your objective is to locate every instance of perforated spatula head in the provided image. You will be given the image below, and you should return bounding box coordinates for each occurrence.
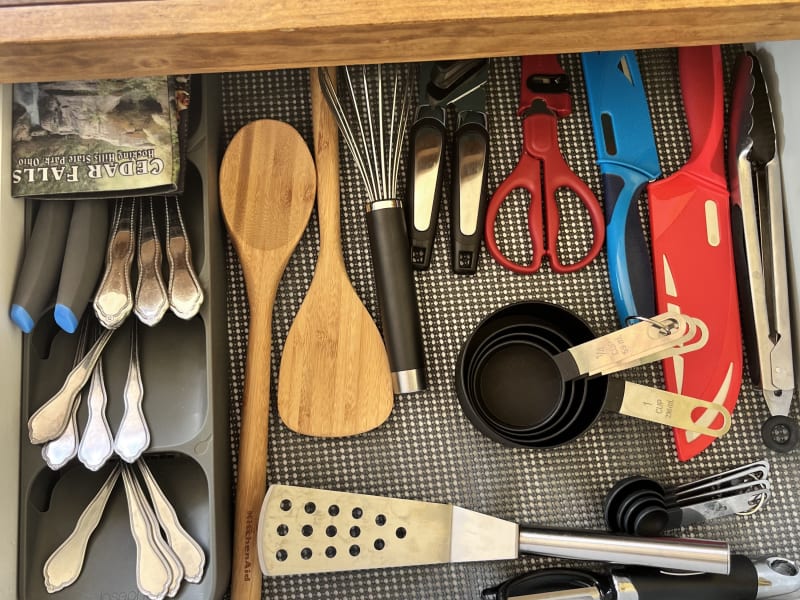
[258,484,519,575]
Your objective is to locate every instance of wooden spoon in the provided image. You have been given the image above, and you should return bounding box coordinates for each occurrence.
[219,119,316,600]
[277,68,394,437]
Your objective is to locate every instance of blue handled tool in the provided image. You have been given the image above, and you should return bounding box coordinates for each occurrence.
[582,51,661,324]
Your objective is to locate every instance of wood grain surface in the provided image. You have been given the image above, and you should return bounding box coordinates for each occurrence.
[277,68,393,438]
[218,120,316,600]
[2,0,800,82]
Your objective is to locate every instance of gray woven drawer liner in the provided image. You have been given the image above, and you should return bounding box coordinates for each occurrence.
[220,47,800,599]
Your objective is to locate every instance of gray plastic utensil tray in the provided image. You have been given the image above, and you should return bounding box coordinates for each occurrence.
[17,74,230,600]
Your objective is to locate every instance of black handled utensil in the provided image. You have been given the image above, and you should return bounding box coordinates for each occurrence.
[408,59,490,273]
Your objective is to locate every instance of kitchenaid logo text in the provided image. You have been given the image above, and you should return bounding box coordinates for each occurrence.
[12,149,163,184]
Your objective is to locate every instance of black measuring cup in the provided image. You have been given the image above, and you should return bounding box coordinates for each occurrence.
[467,326,572,432]
[456,301,731,448]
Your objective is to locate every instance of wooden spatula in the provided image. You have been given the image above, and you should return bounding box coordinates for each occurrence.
[277,68,394,437]
[219,120,316,600]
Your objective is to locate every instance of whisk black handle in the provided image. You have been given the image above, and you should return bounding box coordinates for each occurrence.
[366,202,427,395]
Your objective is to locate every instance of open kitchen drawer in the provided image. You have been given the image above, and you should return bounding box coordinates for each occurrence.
[2,38,800,598]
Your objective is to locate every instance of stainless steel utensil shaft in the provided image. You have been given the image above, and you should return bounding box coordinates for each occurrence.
[518,528,730,575]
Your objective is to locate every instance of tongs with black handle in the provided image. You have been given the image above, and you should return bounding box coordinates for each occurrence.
[728,51,797,452]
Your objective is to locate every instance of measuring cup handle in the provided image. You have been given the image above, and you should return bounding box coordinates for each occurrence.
[605,380,732,437]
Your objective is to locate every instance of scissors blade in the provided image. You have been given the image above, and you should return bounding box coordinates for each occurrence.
[582,50,661,324]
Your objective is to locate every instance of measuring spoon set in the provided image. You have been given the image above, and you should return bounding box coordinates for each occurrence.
[604,460,772,536]
[28,318,150,470]
[93,195,204,329]
[43,460,205,599]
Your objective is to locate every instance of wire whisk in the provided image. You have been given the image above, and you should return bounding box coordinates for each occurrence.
[315,64,426,395]
[318,64,411,205]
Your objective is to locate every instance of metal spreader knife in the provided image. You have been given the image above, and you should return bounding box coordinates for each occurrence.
[582,50,661,324]
[646,46,742,461]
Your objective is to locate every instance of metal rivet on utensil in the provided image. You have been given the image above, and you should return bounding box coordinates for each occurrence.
[396,527,407,539]
[350,526,361,538]
[276,550,288,562]
[302,525,313,537]
[325,546,337,558]
[374,538,385,550]
[352,507,363,519]
[277,524,288,536]
[375,514,386,526]
[280,499,292,511]
[326,525,337,537]
[301,548,313,560]
[349,545,360,556]
[328,504,339,516]
[304,502,316,514]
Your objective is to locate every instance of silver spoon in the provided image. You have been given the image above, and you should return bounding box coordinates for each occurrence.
[43,465,120,593]
[165,196,203,320]
[114,324,150,462]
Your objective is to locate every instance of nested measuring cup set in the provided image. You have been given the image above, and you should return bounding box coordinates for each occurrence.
[455,301,730,448]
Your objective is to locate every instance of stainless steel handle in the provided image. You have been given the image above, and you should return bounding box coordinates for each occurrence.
[77,356,114,471]
[165,196,204,320]
[135,198,169,326]
[28,328,114,445]
[114,325,150,462]
[121,466,172,600]
[517,527,730,574]
[43,466,120,593]
[139,460,206,582]
[94,198,136,329]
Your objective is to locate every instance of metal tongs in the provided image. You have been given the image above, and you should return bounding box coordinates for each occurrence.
[729,51,798,452]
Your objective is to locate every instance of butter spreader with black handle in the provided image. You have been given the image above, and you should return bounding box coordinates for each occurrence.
[54,199,109,333]
[10,200,72,333]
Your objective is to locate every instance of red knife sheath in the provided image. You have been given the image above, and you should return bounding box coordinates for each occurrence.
[646,46,742,461]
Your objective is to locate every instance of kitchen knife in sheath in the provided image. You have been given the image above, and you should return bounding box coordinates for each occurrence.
[258,485,731,576]
[646,45,742,461]
[582,50,661,324]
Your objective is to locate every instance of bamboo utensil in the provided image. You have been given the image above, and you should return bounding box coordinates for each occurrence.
[219,119,316,600]
[277,68,393,438]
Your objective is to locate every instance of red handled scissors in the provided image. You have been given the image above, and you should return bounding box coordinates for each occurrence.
[485,55,605,274]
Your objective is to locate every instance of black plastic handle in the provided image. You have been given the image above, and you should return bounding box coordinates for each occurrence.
[10,200,73,334]
[366,203,426,394]
[625,555,757,600]
[451,119,489,274]
[407,112,446,270]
